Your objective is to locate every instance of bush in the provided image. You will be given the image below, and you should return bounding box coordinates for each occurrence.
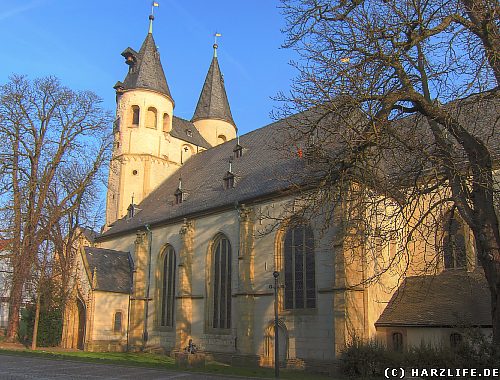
[340,331,500,379]
[21,303,63,347]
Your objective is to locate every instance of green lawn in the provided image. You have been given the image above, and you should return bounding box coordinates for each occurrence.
[0,348,338,379]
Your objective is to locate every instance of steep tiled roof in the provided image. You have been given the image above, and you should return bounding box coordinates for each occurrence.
[100,114,309,238]
[99,94,499,240]
[119,33,173,101]
[84,247,132,294]
[192,56,235,127]
[171,116,211,149]
[375,269,491,327]
[79,227,98,244]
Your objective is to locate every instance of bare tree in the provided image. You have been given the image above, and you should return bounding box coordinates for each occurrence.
[278,0,500,343]
[0,75,112,341]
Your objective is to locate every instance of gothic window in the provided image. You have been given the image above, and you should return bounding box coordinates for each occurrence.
[442,210,467,269]
[283,222,316,310]
[392,332,403,352]
[113,311,122,333]
[161,246,176,327]
[131,106,140,126]
[212,235,232,329]
[450,333,462,349]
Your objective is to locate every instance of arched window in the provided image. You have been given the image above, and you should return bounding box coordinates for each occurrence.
[283,223,316,309]
[113,311,122,333]
[161,246,176,327]
[217,134,227,144]
[162,113,170,132]
[131,105,140,126]
[442,209,467,269]
[392,332,403,352]
[146,107,157,129]
[212,235,232,329]
[450,333,462,349]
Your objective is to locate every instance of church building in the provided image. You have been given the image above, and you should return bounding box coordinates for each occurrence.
[61,13,494,372]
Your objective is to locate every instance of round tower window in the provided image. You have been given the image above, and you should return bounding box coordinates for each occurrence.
[132,170,138,175]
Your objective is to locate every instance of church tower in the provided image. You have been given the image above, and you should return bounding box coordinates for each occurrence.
[105,14,178,227]
[192,42,237,146]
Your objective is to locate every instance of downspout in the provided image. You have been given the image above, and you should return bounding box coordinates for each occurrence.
[143,224,153,348]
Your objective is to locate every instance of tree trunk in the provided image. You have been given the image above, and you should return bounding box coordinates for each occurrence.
[31,292,41,350]
[6,278,24,342]
[476,222,500,345]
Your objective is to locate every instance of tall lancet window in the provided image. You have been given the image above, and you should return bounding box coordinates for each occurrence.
[161,245,176,327]
[212,235,232,329]
[442,209,467,269]
[283,222,316,309]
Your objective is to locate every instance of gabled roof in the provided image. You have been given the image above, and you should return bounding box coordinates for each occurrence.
[99,93,499,240]
[99,113,311,239]
[171,116,211,149]
[119,33,173,101]
[79,227,98,244]
[192,55,235,127]
[375,269,491,328]
[84,247,132,294]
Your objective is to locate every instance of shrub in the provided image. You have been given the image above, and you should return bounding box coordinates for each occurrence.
[340,331,499,379]
[21,303,63,347]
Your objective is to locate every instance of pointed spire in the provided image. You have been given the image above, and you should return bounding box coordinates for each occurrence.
[192,39,235,127]
[119,10,173,102]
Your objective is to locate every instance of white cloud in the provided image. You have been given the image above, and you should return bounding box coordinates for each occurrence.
[0,0,46,21]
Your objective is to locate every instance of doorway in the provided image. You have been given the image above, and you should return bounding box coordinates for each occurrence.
[76,298,86,350]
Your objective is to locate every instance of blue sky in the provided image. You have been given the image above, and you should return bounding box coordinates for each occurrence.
[0,0,298,135]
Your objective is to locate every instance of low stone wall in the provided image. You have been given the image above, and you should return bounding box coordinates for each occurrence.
[87,340,126,353]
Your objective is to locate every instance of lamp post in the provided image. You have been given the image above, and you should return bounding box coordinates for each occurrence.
[272,270,280,378]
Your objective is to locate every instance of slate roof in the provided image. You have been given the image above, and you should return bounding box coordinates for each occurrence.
[192,56,236,127]
[100,113,309,238]
[375,269,491,327]
[84,247,132,294]
[171,116,211,149]
[118,33,173,101]
[79,227,98,244]
[99,93,499,240]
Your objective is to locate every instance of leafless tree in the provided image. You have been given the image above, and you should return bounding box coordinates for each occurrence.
[277,0,500,343]
[0,75,112,341]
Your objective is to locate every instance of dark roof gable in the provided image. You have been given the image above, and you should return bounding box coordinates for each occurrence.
[84,247,132,294]
[376,270,491,328]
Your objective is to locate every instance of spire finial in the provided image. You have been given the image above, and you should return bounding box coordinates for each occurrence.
[149,2,159,34]
[213,32,221,57]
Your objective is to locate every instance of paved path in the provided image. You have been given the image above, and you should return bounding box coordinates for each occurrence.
[0,353,255,380]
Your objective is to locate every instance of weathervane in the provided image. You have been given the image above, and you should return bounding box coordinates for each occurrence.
[149,1,159,34]
[213,32,222,57]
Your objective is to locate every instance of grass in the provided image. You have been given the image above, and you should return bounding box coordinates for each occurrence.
[0,347,337,379]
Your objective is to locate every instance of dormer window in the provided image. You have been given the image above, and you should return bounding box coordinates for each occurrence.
[233,136,242,158]
[186,129,193,137]
[223,171,235,189]
[233,144,243,158]
[127,203,136,219]
[174,188,184,204]
[174,177,184,204]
